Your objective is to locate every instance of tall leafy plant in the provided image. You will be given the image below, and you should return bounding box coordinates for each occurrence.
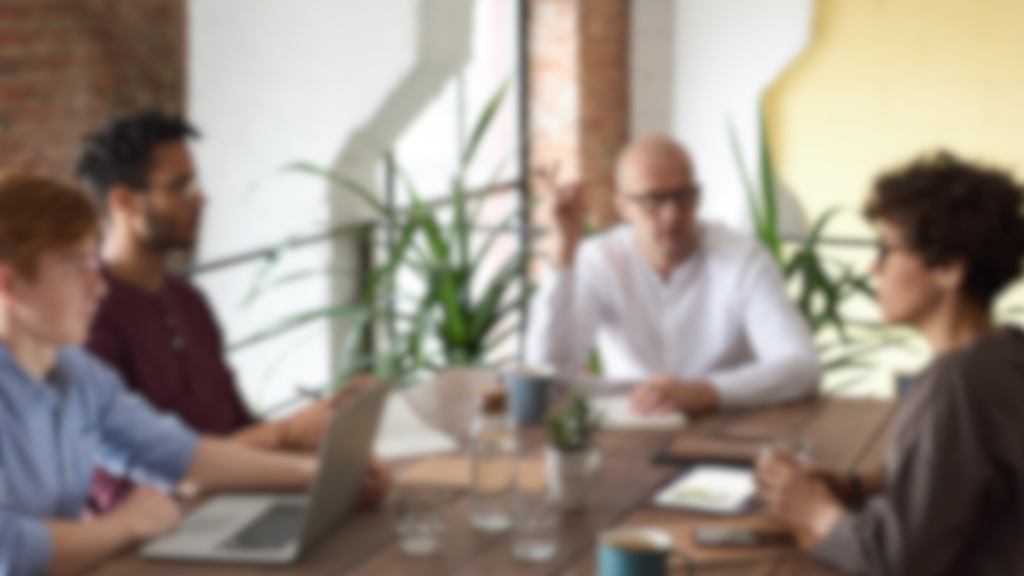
[238,84,529,388]
[729,114,905,387]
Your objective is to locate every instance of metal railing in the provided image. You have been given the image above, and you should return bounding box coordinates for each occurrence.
[187,179,524,277]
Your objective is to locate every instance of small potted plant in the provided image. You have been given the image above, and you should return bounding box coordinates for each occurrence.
[544,394,601,509]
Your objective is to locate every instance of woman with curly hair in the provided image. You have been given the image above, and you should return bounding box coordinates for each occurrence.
[757,152,1024,576]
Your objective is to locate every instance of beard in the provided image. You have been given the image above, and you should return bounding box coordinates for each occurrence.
[141,198,196,252]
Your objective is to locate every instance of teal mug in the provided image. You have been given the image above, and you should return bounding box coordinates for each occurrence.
[597,527,674,576]
[501,365,555,426]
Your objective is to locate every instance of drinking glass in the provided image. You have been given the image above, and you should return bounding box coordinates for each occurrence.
[759,437,815,468]
[510,487,559,562]
[390,486,450,556]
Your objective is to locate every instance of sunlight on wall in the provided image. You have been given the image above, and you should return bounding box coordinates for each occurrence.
[765,0,1024,396]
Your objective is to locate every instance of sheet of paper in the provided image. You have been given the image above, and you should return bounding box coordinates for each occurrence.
[373,394,459,460]
[592,394,687,430]
[653,465,756,514]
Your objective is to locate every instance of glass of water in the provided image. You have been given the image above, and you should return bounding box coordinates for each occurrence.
[509,482,559,562]
[390,486,449,556]
[759,437,815,468]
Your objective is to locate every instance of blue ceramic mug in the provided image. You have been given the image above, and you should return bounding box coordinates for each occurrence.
[597,527,674,576]
[502,366,555,426]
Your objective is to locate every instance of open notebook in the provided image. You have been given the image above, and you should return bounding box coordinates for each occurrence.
[592,394,687,430]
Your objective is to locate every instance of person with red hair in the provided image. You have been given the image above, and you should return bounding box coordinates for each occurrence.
[0,172,323,576]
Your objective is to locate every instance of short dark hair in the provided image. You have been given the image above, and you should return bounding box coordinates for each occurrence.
[75,109,198,203]
[865,151,1024,307]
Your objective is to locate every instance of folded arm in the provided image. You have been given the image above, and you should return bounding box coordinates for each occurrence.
[814,374,985,576]
[706,251,821,409]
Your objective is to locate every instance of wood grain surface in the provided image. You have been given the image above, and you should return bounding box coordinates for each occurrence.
[83,373,894,576]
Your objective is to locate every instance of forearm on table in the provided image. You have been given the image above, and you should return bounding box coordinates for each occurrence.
[178,437,316,497]
[45,518,137,576]
[229,420,285,451]
[707,354,821,409]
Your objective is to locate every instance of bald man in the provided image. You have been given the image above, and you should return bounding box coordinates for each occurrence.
[525,136,820,414]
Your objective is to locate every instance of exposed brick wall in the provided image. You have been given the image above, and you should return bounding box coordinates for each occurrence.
[528,0,628,228]
[0,0,185,181]
[529,0,581,181]
[579,0,628,227]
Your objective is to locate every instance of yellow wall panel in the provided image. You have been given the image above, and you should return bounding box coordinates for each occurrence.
[767,0,1024,233]
[765,0,1024,393]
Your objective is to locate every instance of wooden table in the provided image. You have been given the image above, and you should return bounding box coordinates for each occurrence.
[83,375,894,576]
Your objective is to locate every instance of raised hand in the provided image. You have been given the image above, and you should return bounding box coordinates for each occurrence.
[535,164,585,268]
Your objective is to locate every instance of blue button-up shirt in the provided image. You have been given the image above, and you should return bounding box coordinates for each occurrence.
[0,344,198,576]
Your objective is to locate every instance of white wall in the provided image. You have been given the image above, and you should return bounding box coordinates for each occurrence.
[189,0,475,412]
[631,0,814,233]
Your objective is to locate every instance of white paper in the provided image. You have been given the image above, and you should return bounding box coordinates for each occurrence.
[373,394,458,460]
[653,465,756,514]
[592,395,687,430]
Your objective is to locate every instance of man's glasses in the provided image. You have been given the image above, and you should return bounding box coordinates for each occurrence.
[146,177,201,200]
[620,185,699,212]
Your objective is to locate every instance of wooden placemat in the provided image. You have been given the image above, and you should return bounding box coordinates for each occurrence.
[658,398,895,471]
[618,507,814,566]
[396,454,548,491]
[715,399,823,440]
[800,398,895,472]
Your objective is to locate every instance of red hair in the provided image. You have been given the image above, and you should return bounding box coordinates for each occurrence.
[0,170,100,277]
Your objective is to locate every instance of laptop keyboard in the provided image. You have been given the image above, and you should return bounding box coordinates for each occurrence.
[221,502,306,551]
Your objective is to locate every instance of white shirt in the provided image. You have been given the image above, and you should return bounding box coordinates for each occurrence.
[525,223,821,409]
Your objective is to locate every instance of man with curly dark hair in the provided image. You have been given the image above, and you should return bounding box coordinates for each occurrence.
[76,110,388,514]
[758,151,1024,576]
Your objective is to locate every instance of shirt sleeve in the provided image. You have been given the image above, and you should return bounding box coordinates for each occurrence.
[704,247,821,409]
[180,279,256,428]
[812,364,989,576]
[524,248,605,380]
[0,511,51,576]
[88,358,199,490]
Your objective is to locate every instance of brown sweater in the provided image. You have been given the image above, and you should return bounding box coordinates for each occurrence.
[815,330,1024,576]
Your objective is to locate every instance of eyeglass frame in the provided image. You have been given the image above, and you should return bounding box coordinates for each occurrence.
[875,239,915,265]
[139,176,202,200]
[618,184,700,213]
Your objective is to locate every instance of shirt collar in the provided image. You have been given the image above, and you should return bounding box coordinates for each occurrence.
[0,342,73,404]
[628,223,706,287]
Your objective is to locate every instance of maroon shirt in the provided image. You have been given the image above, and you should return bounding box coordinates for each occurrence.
[87,269,253,433]
[86,269,253,512]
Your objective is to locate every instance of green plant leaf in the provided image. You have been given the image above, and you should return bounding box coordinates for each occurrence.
[758,109,780,259]
[231,302,375,351]
[468,154,513,224]
[242,265,362,308]
[285,161,391,217]
[728,119,765,233]
[461,81,509,169]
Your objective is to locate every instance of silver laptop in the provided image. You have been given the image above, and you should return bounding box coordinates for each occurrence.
[141,383,390,564]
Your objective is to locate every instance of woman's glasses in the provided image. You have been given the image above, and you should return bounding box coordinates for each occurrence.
[876,240,913,264]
